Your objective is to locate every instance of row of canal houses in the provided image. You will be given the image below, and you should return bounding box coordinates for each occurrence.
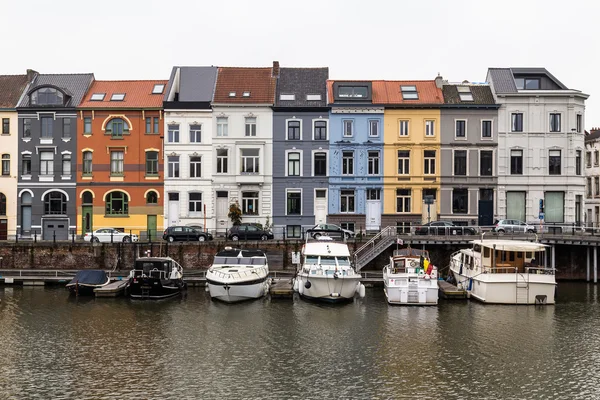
[0,63,589,240]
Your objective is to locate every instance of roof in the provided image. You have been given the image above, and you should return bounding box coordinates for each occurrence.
[213,67,276,104]
[442,84,496,105]
[327,80,444,105]
[586,130,600,142]
[0,74,29,108]
[164,66,218,102]
[18,73,94,107]
[510,67,568,89]
[79,80,168,108]
[302,241,351,257]
[469,240,548,252]
[487,68,518,93]
[275,67,328,107]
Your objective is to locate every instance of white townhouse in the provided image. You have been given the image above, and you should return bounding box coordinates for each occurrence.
[584,129,600,227]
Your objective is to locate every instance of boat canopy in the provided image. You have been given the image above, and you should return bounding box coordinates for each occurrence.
[135,258,173,273]
[393,248,429,258]
[215,248,267,258]
[470,240,548,252]
[67,270,108,286]
[213,257,266,266]
[302,242,350,257]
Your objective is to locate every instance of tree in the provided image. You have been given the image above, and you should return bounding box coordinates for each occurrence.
[228,201,242,226]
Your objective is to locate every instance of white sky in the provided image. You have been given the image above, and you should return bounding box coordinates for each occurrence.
[2,0,597,128]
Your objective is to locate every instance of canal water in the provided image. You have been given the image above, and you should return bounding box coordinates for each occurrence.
[0,283,599,400]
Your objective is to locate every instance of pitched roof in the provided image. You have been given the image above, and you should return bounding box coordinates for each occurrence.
[442,84,496,105]
[0,74,29,108]
[164,66,218,103]
[275,67,328,107]
[18,73,94,107]
[586,129,600,142]
[487,68,518,93]
[510,67,568,89]
[213,67,276,104]
[327,80,443,105]
[79,80,168,108]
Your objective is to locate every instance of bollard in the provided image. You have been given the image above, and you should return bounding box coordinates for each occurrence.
[53,230,56,243]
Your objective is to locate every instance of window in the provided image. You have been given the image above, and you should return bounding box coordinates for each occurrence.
[596,178,600,196]
[550,113,561,132]
[90,93,105,101]
[22,154,31,175]
[454,150,467,176]
[397,150,410,175]
[586,151,592,168]
[511,150,523,175]
[110,93,125,101]
[368,151,380,175]
[341,222,355,232]
[105,191,128,215]
[452,189,468,214]
[511,113,523,132]
[480,188,494,201]
[287,152,300,176]
[367,189,381,200]
[168,124,179,143]
[342,151,354,175]
[287,120,300,140]
[544,192,564,223]
[110,151,124,176]
[83,151,93,175]
[146,191,158,205]
[286,225,301,238]
[107,118,128,138]
[340,190,355,213]
[61,118,71,138]
[587,177,592,197]
[145,118,152,134]
[425,120,435,137]
[217,149,228,173]
[153,117,159,134]
[40,151,53,175]
[168,156,180,178]
[190,156,202,178]
[457,86,473,101]
[189,193,203,215]
[44,192,67,215]
[146,151,158,176]
[399,120,409,136]
[287,191,301,215]
[549,150,561,175]
[400,85,418,100]
[2,118,9,134]
[242,192,259,215]
[152,84,165,94]
[243,91,251,97]
[396,189,411,213]
[480,150,493,176]
[229,92,236,97]
[338,86,368,98]
[577,114,582,133]
[41,117,53,138]
[594,151,598,166]
[314,120,327,140]
[314,152,327,176]
[241,149,259,173]
[280,94,295,101]
[245,117,257,137]
[61,154,71,176]
[343,120,353,137]
[481,120,492,138]
[190,125,202,143]
[515,78,540,90]
[306,94,322,101]
[31,87,63,106]
[369,120,379,137]
[0,193,5,215]
[217,117,228,137]
[84,117,92,134]
[455,120,466,138]
[1,154,9,176]
[424,150,435,175]
[23,118,31,138]
[576,150,582,176]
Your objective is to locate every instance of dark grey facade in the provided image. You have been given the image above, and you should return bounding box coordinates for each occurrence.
[16,73,94,239]
[440,83,499,226]
[272,67,328,238]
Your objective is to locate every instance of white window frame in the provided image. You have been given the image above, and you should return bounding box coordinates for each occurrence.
[312,149,328,177]
[455,119,467,140]
[397,150,410,175]
[241,191,259,215]
[396,189,411,213]
[481,119,493,140]
[399,120,409,137]
[340,189,355,213]
[245,117,257,137]
[285,188,302,216]
[188,192,203,216]
[451,188,469,215]
[240,148,260,174]
[423,150,436,175]
[189,155,202,178]
[286,118,302,141]
[510,148,524,175]
[511,112,524,132]
[367,150,380,175]
[312,118,328,141]
[189,124,202,143]
[342,150,354,175]
[425,120,435,137]
[167,155,179,178]
[285,149,303,177]
[478,149,494,177]
[167,124,180,143]
[216,117,228,137]
[452,149,469,176]
[216,148,228,174]
[549,112,562,133]
[368,119,380,137]
[343,119,354,137]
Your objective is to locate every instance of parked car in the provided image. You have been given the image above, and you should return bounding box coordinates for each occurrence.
[306,223,355,240]
[228,223,273,241]
[163,226,213,242]
[413,221,477,236]
[84,228,139,243]
[493,219,536,234]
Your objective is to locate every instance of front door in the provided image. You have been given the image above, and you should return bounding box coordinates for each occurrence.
[365,189,381,231]
[147,215,157,241]
[216,191,228,237]
[478,200,494,227]
[168,193,179,227]
[21,206,32,237]
[82,205,93,235]
[0,219,7,240]
[314,189,327,225]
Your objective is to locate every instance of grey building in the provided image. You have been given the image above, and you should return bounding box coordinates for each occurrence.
[17,73,94,240]
[440,82,499,226]
[272,67,329,238]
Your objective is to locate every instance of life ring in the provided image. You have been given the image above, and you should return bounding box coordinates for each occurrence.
[410,260,418,267]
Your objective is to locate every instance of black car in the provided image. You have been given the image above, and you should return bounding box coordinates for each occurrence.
[228,223,274,241]
[163,226,213,242]
[306,223,355,240]
[414,221,477,236]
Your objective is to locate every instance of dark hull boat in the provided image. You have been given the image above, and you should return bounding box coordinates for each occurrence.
[127,257,186,300]
[66,270,110,296]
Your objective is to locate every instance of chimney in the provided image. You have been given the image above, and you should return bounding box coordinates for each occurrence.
[27,69,38,83]
[435,73,443,88]
[272,61,280,78]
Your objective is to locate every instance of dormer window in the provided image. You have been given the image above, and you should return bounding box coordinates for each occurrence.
[90,93,105,101]
[400,85,418,100]
[30,87,64,106]
[229,92,236,97]
[152,84,165,94]
[280,94,295,101]
[338,86,368,98]
[110,93,125,101]
[515,77,540,90]
[243,91,251,97]
[457,86,473,101]
[333,82,372,102]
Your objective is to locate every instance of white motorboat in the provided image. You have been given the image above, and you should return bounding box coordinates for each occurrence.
[293,237,365,303]
[450,239,555,305]
[383,248,438,305]
[206,247,270,303]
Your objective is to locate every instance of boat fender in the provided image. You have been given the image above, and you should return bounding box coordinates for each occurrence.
[205,284,209,292]
[359,284,366,298]
[299,282,304,295]
[304,281,312,289]
[333,273,339,280]
[293,279,299,292]
[424,274,431,280]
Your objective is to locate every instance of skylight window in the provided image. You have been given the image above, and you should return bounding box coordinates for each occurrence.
[280,94,295,101]
[229,92,236,97]
[242,91,251,97]
[306,94,322,101]
[152,84,165,94]
[400,85,418,100]
[90,93,105,101]
[457,86,473,101]
[110,93,125,101]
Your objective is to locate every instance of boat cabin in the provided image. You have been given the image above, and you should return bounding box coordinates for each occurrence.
[465,240,548,273]
[132,257,178,279]
[390,248,429,274]
[212,249,267,270]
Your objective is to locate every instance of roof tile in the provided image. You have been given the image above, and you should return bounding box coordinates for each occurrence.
[79,80,168,108]
[214,67,276,104]
[0,74,29,108]
[327,80,444,105]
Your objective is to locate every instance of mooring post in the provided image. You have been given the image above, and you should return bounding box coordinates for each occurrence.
[587,247,591,282]
[594,246,598,284]
[551,245,555,272]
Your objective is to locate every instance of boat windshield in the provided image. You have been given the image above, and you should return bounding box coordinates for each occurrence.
[213,257,266,265]
[305,255,319,265]
[336,257,351,266]
[320,256,337,266]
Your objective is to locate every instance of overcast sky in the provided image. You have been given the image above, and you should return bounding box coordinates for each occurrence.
[2,0,597,128]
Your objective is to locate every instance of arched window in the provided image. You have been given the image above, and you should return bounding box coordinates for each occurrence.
[21,192,32,205]
[0,193,6,215]
[31,87,64,106]
[82,191,93,205]
[146,191,158,205]
[44,191,67,215]
[105,191,129,215]
[82,151,93,175]
[1,154,9,176]
[106,118,129,138]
